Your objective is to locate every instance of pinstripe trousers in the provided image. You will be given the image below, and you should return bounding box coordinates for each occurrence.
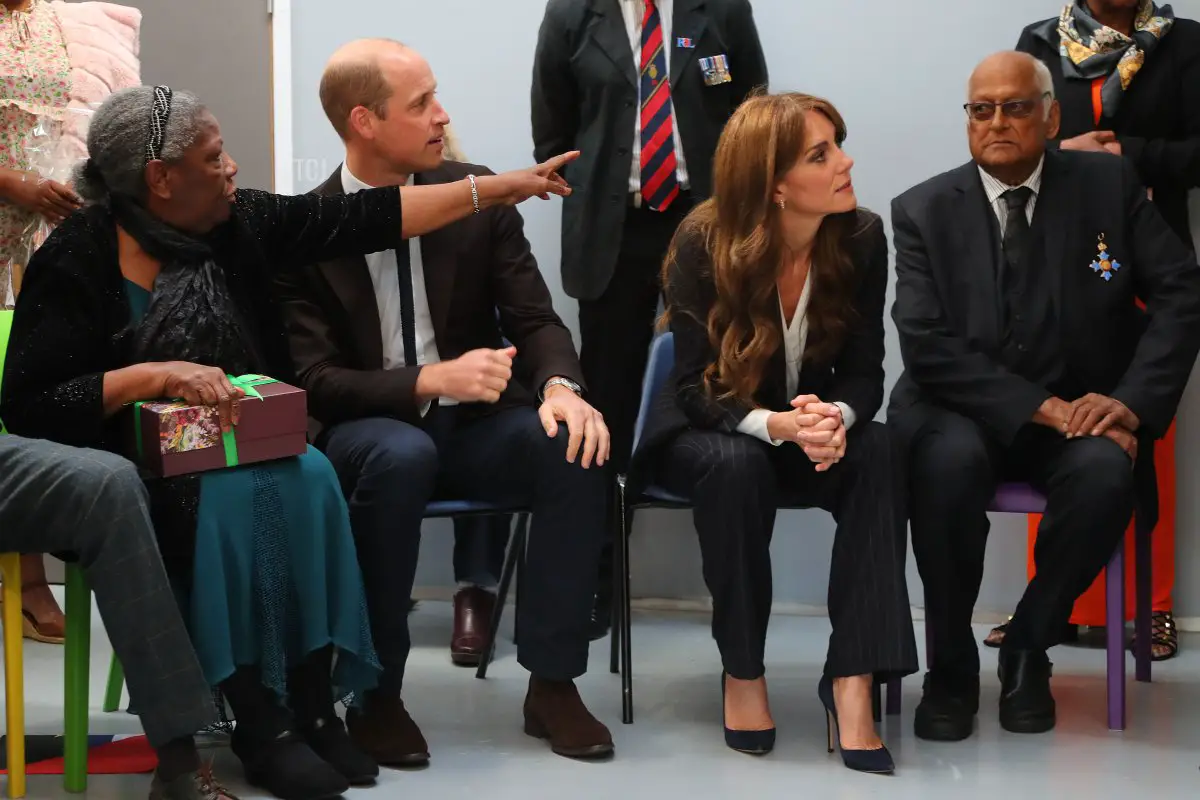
[656,421,918,681]
[0,435,216,747]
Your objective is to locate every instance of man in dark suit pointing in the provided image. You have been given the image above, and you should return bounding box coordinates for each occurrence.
[889,51,1200,741]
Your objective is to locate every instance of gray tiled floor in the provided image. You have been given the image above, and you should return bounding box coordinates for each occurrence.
[8,600,1199,799]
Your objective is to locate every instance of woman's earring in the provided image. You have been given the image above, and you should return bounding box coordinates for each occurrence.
[777,199,786,210]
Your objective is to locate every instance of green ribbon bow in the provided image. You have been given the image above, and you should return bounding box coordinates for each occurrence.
[135,374,279,469]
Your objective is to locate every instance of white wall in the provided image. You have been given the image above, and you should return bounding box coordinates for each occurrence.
[286,0,1200,619]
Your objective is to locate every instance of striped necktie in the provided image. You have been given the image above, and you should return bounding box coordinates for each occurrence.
[638,0,679,211]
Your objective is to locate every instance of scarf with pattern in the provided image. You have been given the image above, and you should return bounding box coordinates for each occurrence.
[1036,1,1175,120]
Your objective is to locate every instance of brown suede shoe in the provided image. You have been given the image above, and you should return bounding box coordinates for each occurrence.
[523,677,614,759]
[346,695,430,767]
[451,586,496,666]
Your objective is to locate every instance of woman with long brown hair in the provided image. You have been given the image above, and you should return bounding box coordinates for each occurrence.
[634,93,916,771]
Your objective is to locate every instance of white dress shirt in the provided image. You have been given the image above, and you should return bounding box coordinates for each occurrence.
[341,164,451,411]
[618,0,690,195]
[977,155,1043,233]
[734,273,858,445]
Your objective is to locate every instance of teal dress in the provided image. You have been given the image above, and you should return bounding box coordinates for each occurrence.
[126,280,380,699]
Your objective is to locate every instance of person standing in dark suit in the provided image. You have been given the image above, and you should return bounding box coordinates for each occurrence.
[979,0,1200,660]
[634,93,916,771]
[890,51,1200,742]
[531,0,768,632]
[276,39,615,766]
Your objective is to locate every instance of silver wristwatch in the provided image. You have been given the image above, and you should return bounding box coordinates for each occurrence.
[541,376,582,401]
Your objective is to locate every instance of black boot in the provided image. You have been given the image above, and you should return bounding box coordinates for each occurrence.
[288,647,378,786]
[913,671,979,742]
[998,650,1055,734]
[221,666,349,800]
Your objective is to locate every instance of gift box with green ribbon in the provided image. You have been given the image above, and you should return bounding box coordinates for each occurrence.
[128,375,307,477]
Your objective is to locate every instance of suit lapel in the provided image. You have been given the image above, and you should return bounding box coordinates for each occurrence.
[1032,151,1074,326]
[953,164,1004,347]
[315,169,386,370]
[670,0,707,85]
[415,168,458,344]
[587,0,637,88]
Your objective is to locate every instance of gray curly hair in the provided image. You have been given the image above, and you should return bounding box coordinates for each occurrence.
[74,86,211,204]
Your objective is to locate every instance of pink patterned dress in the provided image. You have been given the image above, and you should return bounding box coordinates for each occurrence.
[0,0,71,305]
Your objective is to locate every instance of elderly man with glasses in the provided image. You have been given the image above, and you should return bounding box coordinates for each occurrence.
[887,50,1200,742]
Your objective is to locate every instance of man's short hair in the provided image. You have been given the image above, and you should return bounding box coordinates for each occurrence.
[320,39,405,140]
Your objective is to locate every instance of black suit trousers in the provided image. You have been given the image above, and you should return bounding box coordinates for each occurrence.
[892,403,1135,678]
[655,421,918,681]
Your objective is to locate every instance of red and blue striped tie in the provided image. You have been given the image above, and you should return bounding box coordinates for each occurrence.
[639,0,679,211]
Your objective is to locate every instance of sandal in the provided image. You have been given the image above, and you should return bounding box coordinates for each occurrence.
[983,618,1078,648]
[1129,611,1179,662]
[0,585,66,644]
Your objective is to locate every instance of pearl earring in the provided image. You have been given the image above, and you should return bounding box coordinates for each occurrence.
[777,199,786,210]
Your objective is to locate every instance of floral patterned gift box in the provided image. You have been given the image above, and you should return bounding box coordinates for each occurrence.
[127,375,307,477]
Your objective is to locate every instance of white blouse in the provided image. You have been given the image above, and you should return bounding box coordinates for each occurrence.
[735,274,857,445]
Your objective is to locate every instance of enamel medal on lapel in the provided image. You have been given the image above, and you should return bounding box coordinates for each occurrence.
[1089,234,1121,282]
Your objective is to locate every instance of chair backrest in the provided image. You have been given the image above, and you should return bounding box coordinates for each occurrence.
[631,332,675,454]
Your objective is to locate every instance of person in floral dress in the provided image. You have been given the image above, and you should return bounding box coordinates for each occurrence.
[0,0,79,643]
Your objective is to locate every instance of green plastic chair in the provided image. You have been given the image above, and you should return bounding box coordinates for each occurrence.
[0,309,125,794]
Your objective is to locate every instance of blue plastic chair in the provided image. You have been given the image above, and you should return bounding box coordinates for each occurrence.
[423,501,530,679]
[610,332,902,725]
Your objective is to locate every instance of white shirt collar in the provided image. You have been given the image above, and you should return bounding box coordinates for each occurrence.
[340,162,414,195]
[977,155,1044,206]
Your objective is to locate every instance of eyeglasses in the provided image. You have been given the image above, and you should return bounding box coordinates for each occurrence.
[963,93,1051,122]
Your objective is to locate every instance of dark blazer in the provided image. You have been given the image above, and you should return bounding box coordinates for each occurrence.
[888,149,1200,447]
[531,0,768,300]
[275,161,583,440]
[631,209,889,484]
[1017,17,1200,250]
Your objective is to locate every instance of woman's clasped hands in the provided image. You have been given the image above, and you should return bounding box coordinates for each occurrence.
[766,394,846,471]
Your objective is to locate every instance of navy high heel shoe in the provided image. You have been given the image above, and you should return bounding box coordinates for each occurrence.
[817,676,894,775]
[721,674,775,755]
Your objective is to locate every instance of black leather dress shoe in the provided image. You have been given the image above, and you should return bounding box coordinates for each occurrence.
[998,650,1055,734]
[914,672,979,742]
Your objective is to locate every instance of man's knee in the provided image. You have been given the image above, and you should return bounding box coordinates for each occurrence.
[901,408,993,489]
[1059,437,1136,503]
[76,450,146,511]
[328,418,438,480]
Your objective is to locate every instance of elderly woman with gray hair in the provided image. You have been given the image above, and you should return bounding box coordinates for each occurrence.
[1,85,575,800]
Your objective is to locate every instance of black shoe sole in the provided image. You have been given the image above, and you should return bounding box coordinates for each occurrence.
[999,712,1055,734]
[374,752,431,768]
[245,774,349,800]
[914,715,975,742]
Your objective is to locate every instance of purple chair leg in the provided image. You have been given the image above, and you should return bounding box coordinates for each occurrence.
[1134,517,1152,683]
[1105,541,1126,731]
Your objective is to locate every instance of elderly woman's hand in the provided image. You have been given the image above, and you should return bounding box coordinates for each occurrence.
[156,362,246,431]
[477,151,580,206]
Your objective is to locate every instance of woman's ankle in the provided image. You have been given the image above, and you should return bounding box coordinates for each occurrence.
[723,675,774,731]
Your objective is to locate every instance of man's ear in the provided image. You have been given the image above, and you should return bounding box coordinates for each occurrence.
[1046,99,1062,140]
[348,106,375,141]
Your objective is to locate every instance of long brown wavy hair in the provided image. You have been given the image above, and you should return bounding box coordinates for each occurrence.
[662,92,865,406]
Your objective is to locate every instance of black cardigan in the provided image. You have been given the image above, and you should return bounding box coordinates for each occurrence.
[1017,17,1200,250]
[629,209,889,489]
[0,187,402,555]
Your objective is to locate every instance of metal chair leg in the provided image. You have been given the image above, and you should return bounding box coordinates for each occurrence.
[1104,542,1126,731]
[617,477,634,725]
[609,486,621,676]
[477,514,528,680]
[1134,516,1152,684]
[885,677,902,716]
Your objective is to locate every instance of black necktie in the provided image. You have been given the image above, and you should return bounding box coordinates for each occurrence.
[1001,186,1033,276]
[395,242,418,368]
